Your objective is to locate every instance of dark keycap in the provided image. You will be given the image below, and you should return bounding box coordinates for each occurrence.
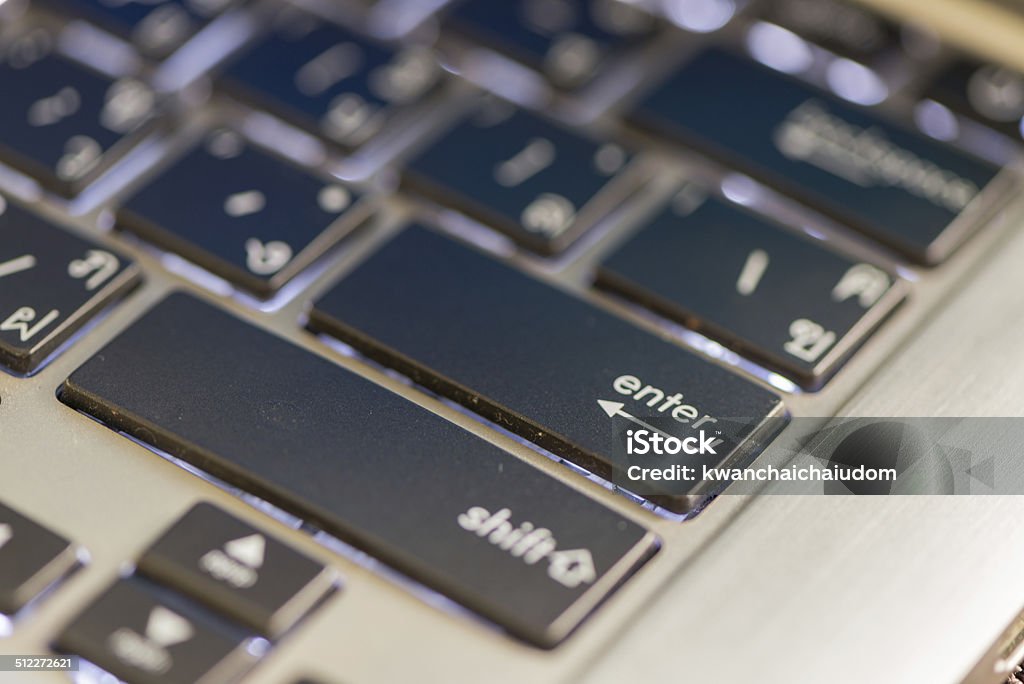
[599,196,903,388]
[758,0,901,63]
[922,58,1024,140]
[138,503,337,637]
[0,501,77,615]
[56,577,257,684]
[44,0,234,57]
[405,102,635,254]
[309,226,786,512]
[59,293,658,648]
[0,34,156,196]
[0,199,138,374]
[445,0,656,88]
[629,48,1004,264]
[117,129,366,297]
[222,8,442,148]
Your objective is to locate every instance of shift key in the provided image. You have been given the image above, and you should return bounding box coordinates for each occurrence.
[309,226,786,514]
[59,293,657,648]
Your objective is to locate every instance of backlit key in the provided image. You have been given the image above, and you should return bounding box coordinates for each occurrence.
[444,0,657,88]
[0,32,156,196]
[599,195,904,387]
[629,48,1007,264]
[405,101,636,254]
[117,129,367,297]
[221,7,442,148]
[0,199,138,374]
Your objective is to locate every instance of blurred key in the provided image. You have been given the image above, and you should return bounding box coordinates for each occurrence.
[44,0,236,57]
[599,195,904,387]
[405,101,635,254]
[60,293,658,647]
[445,0,656,88]
[138,503,337,637]
[922,58,1024,140]
[0,198,138,374]
[56,578,258,684]
[757,0,902,64]
[0,500,77,615]
[222,8,442,148]
[310,226,786,513]
[630,48,1004,264]
[117,129,366,297]
[0,32,156,196]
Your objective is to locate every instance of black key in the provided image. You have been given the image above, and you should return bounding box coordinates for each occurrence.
[599,195,903,388]
[222,8,442,148]
[405,102,635,254]
[629,48,1004,264]
[117,129,366,297]
[445,0,656,88]
[0,33,157,196]
[56,577,257,684]
[922,58,1024,140]
[59,293,658,648]
[0,501,77,615]
[0,199,138,374]
[309,226,786,512]
[138,503,337,637]
[44,0,235,57]
[758,0,901,63]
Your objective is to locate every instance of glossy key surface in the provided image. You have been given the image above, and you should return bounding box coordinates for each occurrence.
[0,500,77,615]
[630,48,1003,264]
[310,226,786,513]
[222,8,442,148]
[445,0,656,88]
[117,129,365,297]
[599,196,903,387]
[138,503,337,637]
[59,293,657,647]
[405,102,635,254]
[0,35,156,195]
[0,199,138,374]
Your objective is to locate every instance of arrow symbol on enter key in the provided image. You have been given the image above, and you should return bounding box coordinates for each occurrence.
[597,399,675,440]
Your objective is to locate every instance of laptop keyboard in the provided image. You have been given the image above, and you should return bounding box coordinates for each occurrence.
[0,0,1020,674]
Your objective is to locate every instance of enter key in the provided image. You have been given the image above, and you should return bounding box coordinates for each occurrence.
[309,226,787,514]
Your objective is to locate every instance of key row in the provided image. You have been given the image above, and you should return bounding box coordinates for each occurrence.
[0,18,1009,261]
[4,1,1017,189]
[0,494,339,681]
[57,502,337,683]
[0,7,1012,260]
[0,175,902,391]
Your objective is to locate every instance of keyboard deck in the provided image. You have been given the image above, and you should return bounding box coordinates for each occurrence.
[0,0,1022,681]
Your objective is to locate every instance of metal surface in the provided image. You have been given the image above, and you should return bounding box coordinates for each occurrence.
[2,0,1024,682]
